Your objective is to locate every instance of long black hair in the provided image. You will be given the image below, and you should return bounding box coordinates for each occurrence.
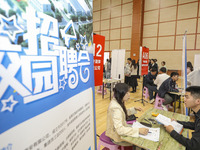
[187,61,194,72]
[113,83,129,120]
[131,59,137,69]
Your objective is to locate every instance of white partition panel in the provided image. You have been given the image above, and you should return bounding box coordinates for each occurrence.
[111,49,125,81]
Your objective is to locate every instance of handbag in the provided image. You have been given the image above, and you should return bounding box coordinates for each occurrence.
[127,114,137,121]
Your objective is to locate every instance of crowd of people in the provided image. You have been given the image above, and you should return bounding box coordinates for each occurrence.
[125,58,199,111]
[105,58,200,150]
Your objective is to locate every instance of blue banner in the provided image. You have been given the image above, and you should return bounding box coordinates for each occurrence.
[0,0,95,150]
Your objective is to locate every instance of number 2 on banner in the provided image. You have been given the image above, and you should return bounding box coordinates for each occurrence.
[96,44,102,57]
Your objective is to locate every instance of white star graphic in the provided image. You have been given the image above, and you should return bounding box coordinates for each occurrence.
[59,77,67,90]
[76,43,80,51]
[80,34,88,50]
[1,95,18,112]
[0,14,23,42]
[60,20,77,47]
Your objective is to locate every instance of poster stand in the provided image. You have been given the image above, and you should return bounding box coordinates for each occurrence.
[134,46,149,106]
[134,75,148,106]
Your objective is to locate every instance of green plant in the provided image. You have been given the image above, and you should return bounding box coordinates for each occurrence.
[55,12,62,22]
[71,15,78,22]
[0,8,6,16]
[87,16,92,20]
[45,12,54,18]
[64,8,67,14]
[80,16,86,21]
[8,9,16,17]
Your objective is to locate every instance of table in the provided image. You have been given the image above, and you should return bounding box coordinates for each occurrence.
[121,108,190,150]
[169,92,183,112]
[102,78,123,100]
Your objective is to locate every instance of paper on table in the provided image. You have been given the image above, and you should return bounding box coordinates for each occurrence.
[155,114,183,134]
[132,121,160,142]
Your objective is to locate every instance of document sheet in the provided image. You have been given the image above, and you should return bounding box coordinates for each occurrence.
[132,121,160,142]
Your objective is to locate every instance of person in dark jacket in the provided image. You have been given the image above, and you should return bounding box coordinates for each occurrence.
[158,72,180,110]
[164,86,200,150]
[144,68,157,103]
[148,59,152,71]
[149,59,158,73]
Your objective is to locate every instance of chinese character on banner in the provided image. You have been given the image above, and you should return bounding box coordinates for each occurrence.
[140,46,149,76]
[93,34,105,86]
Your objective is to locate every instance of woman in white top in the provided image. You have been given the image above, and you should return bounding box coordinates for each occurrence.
[161,61,167,70]
[130,59,138,93]
[106,83,149,149]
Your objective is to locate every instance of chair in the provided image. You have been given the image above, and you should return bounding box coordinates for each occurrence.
[97,131,125,150]
[126,120,136,125]
[143,86,149,99]
[154,94,168,110]
[97,85,107,95]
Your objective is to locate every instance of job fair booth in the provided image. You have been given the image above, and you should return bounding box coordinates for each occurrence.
[0,0,97,150]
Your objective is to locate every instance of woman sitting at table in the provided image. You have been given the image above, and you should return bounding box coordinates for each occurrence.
[106,83,149,149]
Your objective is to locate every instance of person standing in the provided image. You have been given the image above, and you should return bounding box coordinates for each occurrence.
[187,61,193,75]
[104,59,108,78]
[130,59,138,93]
[148,59,153,71]
[137,59,140,79]
[161,61,167,70]
[152,59,158,74]
[106,58,111,79]
[124,58,132,86]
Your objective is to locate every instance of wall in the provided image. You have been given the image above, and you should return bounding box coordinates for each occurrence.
[93,0,200,70]
[93,0,133,60]
[142,0,200,70]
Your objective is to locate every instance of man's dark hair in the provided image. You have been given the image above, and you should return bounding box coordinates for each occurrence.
[161,61,166,65]
[186,86,200,100]
[127,58,132,61]
[160,67,166,73]
[151,67,157,72]
[170,72,179,77]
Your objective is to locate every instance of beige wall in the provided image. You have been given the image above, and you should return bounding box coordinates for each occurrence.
[93,0,133,61]
[93,0,200,69]
[143,0,200,69]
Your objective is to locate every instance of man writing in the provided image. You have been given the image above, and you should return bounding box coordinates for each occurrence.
[165,86,200,150]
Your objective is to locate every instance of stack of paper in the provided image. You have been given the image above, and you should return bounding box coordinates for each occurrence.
[132,121,160,142]
[155,114,183,134]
